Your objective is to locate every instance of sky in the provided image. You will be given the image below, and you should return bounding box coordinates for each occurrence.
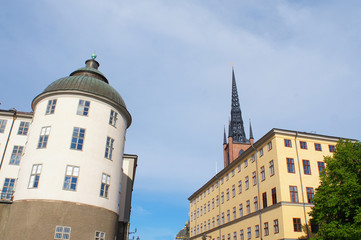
[1,1,361,239]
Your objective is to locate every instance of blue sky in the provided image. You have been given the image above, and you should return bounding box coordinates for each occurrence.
[1,1,361,240]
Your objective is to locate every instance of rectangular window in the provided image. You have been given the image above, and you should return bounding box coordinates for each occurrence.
[272,187,277,204]
[109,110,118,126]
[77,99,90,116]
[208,219,210,230]
[245,176,249,190]
[232,185,236,198]
[231,169,235,177]
[100,173,110,198]
[233,207,236,219]
[18,121,30,135]
[300,141,307,149]
[315,143,322,151]
[290,186,299,202]
[246,200,250,214]
[259,148,263,157]
[237,181,242,195]
[9,145,24,165]
[252,171,256,185]
[217,215,220,226]
[221,192,224,203]
[70,127,85,150]
[260,166,265,181]
[46,99,57,114]
[38,126,51,148]
[264,222,269,236]
[284,139,292,147]
[208,201,210,211]
[318,161,325,175]
[216,195,219,206]
[226,173,229,181]
[244,159,248,168]
[329,145,335,152]
[28,164,42,188]
[0,119,7,133]
[237,164,241,172]
[227,234,230,240]
[254,196,258,211]
[247,227,251,239]
[221,178,224,184]
[95,231,105,240]
[293,218,302,232]
[255,225,259,238]
[251,154,255,163]
[262,192,267,209]
[63,165,79,191]
[212,217,215,228]
[303,160,311,175]
[54,226,71,240]
[269,160,275,176]
[287,158,295,173]
[1,178,15,200]
[274,219,279,233]
[221,212,225,224]
[267,141,272,151]
[240,230,244,240]
[239,204,243,217]
[226,188,230,200]
[227,210,230,222]
[212,198,215,209]
[105,137,114,159]
[306,187,314,203]
[233,231,237,240]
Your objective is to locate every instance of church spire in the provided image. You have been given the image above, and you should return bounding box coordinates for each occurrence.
[229,67,249,143]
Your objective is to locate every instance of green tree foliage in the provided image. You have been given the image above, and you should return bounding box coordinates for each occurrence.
[310,140,361,239]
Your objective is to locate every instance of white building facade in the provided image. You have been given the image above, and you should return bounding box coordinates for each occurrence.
[0,57,137,240]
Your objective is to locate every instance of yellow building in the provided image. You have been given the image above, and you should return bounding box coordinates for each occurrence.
[188,69,351,240]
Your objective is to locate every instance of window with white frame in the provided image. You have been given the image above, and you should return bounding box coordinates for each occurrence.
[94,231,105,240]
[237,164,241,172]
[245,176,249,190]
[70,127,85,150]
[244,159,248,168]
[105,137,114,159]
[247,227,251,239]
[46,99,57,115]
[259,148,263,157]
[9,145,23,165]
[0,119,7,133]
[260,166,265,181]
[77,99,90,116]
[38,126,51,148]
[246,200,250,214]
[28,164,42,188]
[63,165,79,191]
[18,121,30,135]
[238,180,242,193]
[255,225,259,238]
[252,171,256,186]
[100,173,110,198]
[269,160,275,176]
[232,184,236,197]
[239,204,243,217]
[254,196,258,211]
[109,109,118,126]
[267,141,272,151]
[240,230,244,240]
[54,226,71,240]
[233,207,236,220]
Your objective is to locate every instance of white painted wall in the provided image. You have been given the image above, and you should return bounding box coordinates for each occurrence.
[14,93,128,213]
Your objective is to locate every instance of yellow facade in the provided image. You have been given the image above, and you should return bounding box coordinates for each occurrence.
[188,128,343,240]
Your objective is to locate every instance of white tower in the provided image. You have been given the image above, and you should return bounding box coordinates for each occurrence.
[5,57,132,239]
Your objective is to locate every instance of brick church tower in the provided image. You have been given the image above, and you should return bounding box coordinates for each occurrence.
[223,67,254,167]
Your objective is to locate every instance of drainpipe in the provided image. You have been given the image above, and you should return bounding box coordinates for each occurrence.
[251,144,263,240]
[294,132,310,239]
[0,109,17,171]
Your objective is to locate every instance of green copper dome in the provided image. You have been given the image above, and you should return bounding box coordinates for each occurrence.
[33,58,131,127]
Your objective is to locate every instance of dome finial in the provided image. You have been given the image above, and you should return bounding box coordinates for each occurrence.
[91,53,97,59]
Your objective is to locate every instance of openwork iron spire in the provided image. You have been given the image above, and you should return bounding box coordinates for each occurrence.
[228,67,249,143]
